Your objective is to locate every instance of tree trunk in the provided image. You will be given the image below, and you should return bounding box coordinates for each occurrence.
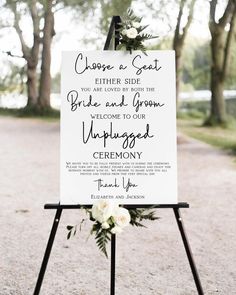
[26,64,38,107]
[210,68,225,123]
[38,0,55,109]
[207,0,236,126]
[175,47,182,105]
[208,28,226,124]
[173,0,196,106]
[9,0,40,109]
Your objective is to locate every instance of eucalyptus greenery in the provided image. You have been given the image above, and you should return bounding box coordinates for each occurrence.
[67,204,159,258]
[117,9,158,54]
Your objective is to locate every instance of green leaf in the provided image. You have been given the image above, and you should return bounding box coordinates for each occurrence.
[116,44,126,50]
[130,220,146,227]
[138,25,149,33]
[67,230,72,240]
[128,207,159,228]
[95,229,111,258]
[79,219,85,231]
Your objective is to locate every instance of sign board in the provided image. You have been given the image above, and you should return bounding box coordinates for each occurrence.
[60,51,177,204]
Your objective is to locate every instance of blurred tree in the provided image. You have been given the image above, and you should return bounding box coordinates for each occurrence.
[100,0,133,33]
[146,0,196,103]
[38,0,55,109]
[3,0,55,110]
[39,0,96,108]
[0,61,25,92]
[4,0,41,108]
[182,39,211,90]
[173,0,196,103]
[207,0,236,125]
[191,41,211,90]
[159,36,236,91]
[226,41,236,89]
[1,0,95,112]
[51,72,60,93]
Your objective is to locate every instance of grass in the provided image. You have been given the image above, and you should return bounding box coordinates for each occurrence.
[178,98,236,157]
[179,98,236,119]
[178,118,236,156]
[0,106,60,121]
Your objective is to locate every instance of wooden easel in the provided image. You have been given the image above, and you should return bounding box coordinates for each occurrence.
[33,16,204,295]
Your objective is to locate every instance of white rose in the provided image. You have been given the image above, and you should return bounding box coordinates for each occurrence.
[113,207,131,228]
[132,22,140,29]
[111,226,123,234]
[101,222,110,229]
[122,29,127,36]
[92,200,114,223]
[126,27,138,39]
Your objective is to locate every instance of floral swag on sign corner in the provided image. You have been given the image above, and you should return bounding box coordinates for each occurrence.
[66,9,159,257]
[117,9,158,54]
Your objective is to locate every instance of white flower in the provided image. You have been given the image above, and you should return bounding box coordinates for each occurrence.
[111,226,123,234]
[92,200,114,223]
[132,22,140,29]
[113,207,131,228]
[126,27,138,39]
[101,222,110,229]
[121,29,127,36]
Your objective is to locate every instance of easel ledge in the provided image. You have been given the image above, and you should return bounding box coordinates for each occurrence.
[44,202,189,209]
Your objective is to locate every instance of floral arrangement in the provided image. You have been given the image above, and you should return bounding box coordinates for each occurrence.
[67,200,158,257]
[117,9,158,54]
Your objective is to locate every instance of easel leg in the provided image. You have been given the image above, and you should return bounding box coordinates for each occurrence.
[33,208,62,295]
[110,234,116,295]
[173,208,204,295]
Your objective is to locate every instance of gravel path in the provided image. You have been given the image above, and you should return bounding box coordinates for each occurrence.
[0,116,236,295]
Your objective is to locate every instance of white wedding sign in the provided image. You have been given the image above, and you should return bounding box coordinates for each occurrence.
[60,50,177,204]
